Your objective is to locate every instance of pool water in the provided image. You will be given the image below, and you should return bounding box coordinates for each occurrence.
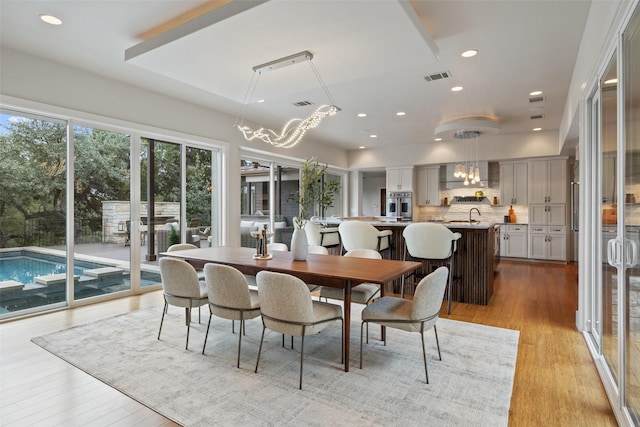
[0,254,100,285]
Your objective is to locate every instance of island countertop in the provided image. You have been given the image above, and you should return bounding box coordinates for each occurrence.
[315,217,497,230]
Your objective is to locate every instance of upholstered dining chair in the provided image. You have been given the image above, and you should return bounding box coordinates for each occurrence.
[167,243,204,280]
[402,223,461,314]
[244,242,289,289]
[267,242,288,252]
[255,270,343,389]
[318,248,382,305]
[360,266,449,384]
[202,263,261,368]
[318,248,382,341]
[304,220,340,248]
[158,257,208,350]
[338,220,392,255]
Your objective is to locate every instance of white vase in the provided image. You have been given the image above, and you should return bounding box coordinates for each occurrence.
[291,227,308,261]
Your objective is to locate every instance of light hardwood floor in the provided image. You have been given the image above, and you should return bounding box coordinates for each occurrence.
[0,260,616,426]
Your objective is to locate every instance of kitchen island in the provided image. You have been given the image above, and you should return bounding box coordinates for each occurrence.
[319,218,498,305]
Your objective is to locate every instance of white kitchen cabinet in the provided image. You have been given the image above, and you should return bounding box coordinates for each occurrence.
[529,225,566,261]
[500,224,528,258]
[416,166,440,206]
[528,158,567,204]
[529,203,566,225]
[500,161,528,205]
[386,167,414,191]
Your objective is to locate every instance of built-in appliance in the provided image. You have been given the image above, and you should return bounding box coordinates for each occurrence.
[387,191,412,220]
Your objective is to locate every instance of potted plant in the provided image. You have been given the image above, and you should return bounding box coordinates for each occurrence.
[291,158,340,260]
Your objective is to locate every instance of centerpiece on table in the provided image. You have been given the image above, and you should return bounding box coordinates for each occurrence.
[292,158,341,261]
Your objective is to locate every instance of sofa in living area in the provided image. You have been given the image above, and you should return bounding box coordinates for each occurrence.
[155,223,203,253]
[240,215,293,249]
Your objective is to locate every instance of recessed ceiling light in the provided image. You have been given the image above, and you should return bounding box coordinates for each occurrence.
[40,14,62,25]
[370,134,377,138]
[461,49,478,58]
[533,127,542,131]
[451,86,463,92]
[359,146,366,149]
[529,90,543,96]
[434,138,442,142]
[396,112,405,116]
[357,113,367,117]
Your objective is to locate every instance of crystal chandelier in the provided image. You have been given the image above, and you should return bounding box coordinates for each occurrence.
[452,130,481,186]
[235,51,340,149]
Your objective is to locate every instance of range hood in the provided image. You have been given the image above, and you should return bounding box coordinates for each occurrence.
[450,196,491,204]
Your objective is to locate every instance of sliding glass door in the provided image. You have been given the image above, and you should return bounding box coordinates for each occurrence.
[0,111,69,315]
[624,5,640,422]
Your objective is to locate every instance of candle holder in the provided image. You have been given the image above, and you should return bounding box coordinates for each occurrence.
[251,225,273,260]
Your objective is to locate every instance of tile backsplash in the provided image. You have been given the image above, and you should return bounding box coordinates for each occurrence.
[415,186,529,224]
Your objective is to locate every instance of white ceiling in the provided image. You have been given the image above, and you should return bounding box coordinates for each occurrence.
[0,0,592,151]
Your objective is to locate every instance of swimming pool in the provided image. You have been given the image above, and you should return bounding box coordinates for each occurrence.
[0,251,105,285]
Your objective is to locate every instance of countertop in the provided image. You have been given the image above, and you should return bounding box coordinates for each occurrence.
[315,217,497,230]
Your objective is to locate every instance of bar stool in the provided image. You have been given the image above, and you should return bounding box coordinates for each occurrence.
[401,223,461,314]
[338,221,392,257]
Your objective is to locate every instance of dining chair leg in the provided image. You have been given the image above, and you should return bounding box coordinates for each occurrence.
[341,318,344,365]
[202,311,213,355]
[299,327,306,390]
[421,331,429,384]
[186,320,191,350]
[447,258,454,314]
[255,325,266,373]
[434,325,442,361]
[359,321,365,369]
[236,314,244,368]
[158,300,168,340]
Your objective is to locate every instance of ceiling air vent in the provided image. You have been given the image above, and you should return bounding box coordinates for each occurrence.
[293,100,314,107]
[529,95,546,103]
[424,71,452,82]
[530,114,545,120]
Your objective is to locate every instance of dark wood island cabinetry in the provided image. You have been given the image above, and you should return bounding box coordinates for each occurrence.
[373,222,498,305]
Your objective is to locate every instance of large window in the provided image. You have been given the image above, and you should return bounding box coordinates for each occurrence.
[0,109,220,319]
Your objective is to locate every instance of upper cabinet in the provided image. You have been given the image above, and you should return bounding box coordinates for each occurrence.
[386,167,414,191]
[416,166,440,206]
[528,158,567,204]
[500,161,528,205]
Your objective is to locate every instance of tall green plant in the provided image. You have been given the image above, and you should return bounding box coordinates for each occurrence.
[294,158,340,229]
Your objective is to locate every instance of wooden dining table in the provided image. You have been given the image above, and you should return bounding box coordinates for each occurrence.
[160,246,421,372]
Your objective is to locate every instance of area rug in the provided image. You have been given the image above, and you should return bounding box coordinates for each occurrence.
[32,305,519,426]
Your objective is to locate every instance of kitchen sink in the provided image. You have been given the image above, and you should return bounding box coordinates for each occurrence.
[448,219,480,224]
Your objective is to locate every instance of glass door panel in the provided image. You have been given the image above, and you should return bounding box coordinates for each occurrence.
[72,125,132,300]
[140,139,180,286]
[624,5,640,421]
[601,53,619,383]
[185,146,213,248]
[0,111,68,318]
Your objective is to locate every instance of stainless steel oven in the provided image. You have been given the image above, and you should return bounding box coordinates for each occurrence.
[387,191,412,220]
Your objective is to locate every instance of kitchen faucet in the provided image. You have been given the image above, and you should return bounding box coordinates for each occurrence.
[469,207,481,223]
